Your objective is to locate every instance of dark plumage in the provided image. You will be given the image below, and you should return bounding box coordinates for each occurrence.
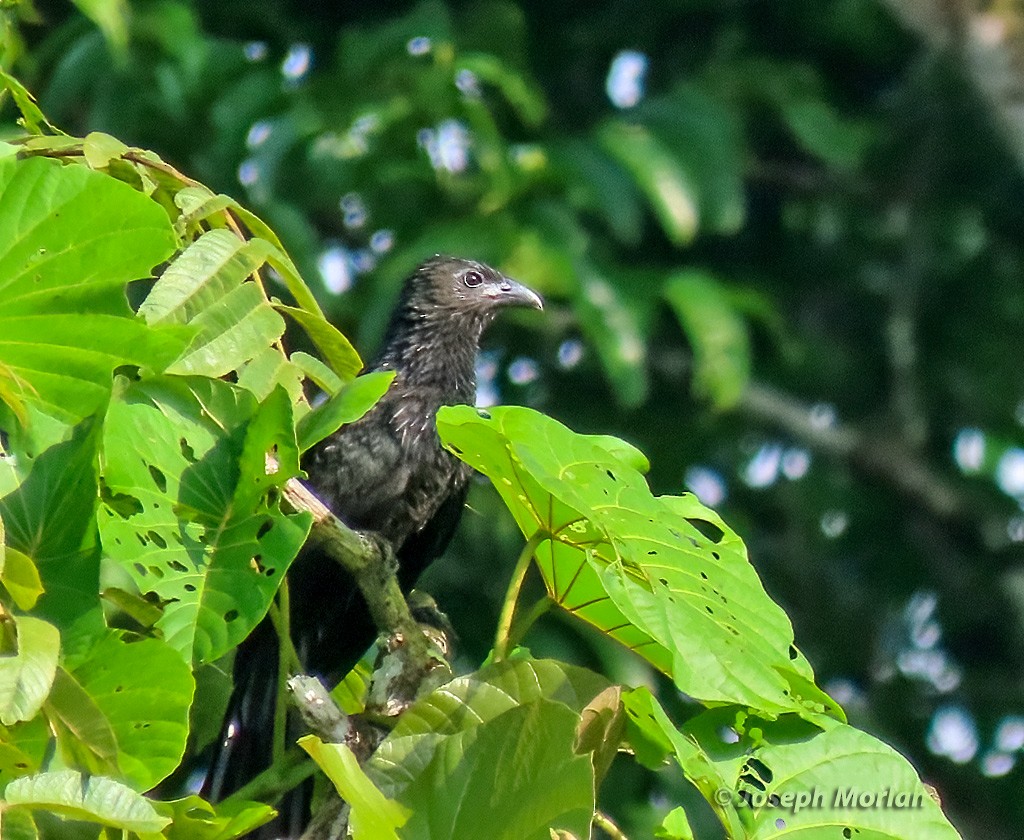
[205,256,542,834]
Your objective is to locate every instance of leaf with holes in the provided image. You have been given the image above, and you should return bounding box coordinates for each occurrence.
[63,632,194,791]
[678,706,963,839]
[154,794,277,840]
[98,377,310,665]
[437,405,838,718]
[0,155,190,423]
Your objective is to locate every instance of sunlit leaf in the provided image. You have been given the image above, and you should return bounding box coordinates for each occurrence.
[296,371,394,452]
[98,378,310,664]
[4,770,170,834]
[66,633,194,790]
[0,155,188,422]
[438,406,838,718]
[1,546,44,611]
[300,736,409,840]
[0,615,59,726]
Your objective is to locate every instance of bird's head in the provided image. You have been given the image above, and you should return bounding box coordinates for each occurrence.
[407,255,543,320]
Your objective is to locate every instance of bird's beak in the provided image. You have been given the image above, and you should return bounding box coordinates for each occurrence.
[488,277,544,311]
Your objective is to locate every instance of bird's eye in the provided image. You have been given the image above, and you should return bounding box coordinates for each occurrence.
[463,270,484,288]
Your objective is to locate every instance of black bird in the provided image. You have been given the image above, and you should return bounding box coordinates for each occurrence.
[205,256,542,834]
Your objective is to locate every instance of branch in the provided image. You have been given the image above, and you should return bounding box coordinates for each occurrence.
[280,475,448,710]
[739,382,967,523]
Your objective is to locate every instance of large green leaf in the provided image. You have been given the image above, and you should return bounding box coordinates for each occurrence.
[4,770,170,834]
[366,658,603,839]
[369,657,609,798]
[437,406,837,718]
[0,155,188,422]
[63,633,194,791]
[394,700,594,840]
[98,377,310,664]
[0,419,104,644]
[653,701,961,840]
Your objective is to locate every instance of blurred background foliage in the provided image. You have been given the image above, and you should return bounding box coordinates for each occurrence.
[3,0,1024,836]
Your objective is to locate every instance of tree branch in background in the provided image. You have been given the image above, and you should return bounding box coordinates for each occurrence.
[738,382,1011,549]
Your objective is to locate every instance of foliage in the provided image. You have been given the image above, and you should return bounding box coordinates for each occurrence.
[0,98,962,840]
[2,0,1023,836]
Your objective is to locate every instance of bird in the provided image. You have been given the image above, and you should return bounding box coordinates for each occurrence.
[203,255,542,835]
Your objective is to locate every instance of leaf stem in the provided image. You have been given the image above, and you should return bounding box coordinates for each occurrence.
[593,811,629,839]
[493,530,547,662]
[268,580,301,764]
[221,745,316,808]
[507,595,553,651]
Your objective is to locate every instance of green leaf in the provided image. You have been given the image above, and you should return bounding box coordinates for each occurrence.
[1,547,44,611]
[98,377,310,664]
[781,98,871,172]
[289,351,344,396]
[0,155,187,422]
[623,688,745,836]
[456,53,547,127]
[299,737,409,840]
[657,807,695,840]
[598,120,698,246]
[437,406,836,718]
[44,666,119,778]
[638,85,747,236]
[70,0,130,54]
[0,418,104,643]
[0,616,60,726]
[67,633,194,790]
[0,807,38,840]
[681,708,963,839]
[368,659,606,815]
[297,371,395,452]
[237,347,306,405]
[0,715,50,791]
[139,230,273,326]
[570,264,649,407]
[155,794,277,840]
[664,271,751,409]
[4,770,170,834]
[0,70,54,134]
[387,700,595,840]
[275,304,363,383]
[81,132,129,170]
[167,283,286,378]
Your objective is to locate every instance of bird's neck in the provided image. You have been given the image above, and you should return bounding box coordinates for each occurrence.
[373,310,488,403]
